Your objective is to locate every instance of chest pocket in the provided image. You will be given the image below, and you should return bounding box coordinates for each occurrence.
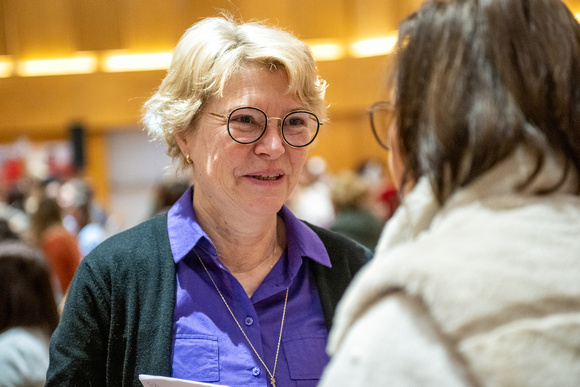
[283,334,329,383]
[173,334,219,382]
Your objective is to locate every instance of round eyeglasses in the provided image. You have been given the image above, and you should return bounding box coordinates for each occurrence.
[368,101,394,150]
[210,107,321,148]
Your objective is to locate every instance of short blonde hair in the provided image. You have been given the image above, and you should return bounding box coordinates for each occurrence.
[143,16,328,169]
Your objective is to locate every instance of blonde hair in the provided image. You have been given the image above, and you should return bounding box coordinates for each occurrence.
[143,16,328,169]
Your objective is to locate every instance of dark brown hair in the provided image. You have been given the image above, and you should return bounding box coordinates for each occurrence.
[392,0,580,204]
[0,242,60,336]
[29,197,63,245]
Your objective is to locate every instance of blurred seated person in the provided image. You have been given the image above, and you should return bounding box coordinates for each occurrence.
[70,200,107,258]
[287,156,335,228]
[150,178,190,216]
[0,185,29,238]
[0,241,60,387]
[329,171,384,251]
[28,197,81,296]
[355,157,400,222]
[58,178,112,256]
[320,0,580,385]
[47,16,371,387]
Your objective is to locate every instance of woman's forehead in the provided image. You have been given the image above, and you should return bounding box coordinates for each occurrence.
[210,66,302,110]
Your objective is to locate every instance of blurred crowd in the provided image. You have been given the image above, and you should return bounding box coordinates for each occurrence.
[287,156,399,251]
[1,154,397,288]
[0,176,114,299]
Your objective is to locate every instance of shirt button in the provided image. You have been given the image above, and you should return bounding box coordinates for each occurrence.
[244,316,254,326]
[252,367,261,377]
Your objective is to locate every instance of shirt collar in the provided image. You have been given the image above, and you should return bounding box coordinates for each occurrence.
[167,187,206,264]
[279,205,331,268]
[167,186,331,268]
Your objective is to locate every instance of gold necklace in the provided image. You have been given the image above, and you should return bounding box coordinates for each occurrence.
[195,251,288,387]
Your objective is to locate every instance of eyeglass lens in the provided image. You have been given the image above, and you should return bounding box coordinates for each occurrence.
[228,107,319,147]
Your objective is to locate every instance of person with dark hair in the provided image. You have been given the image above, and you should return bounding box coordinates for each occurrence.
[320,0,580,386]
[47,16,370,387]
[0,186,29,238]
[28,197,81,296]
[0,219,20,241]
[0,241,60,387]
[150,178,190,216]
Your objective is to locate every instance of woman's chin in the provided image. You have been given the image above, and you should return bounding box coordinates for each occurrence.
[242,197,286,217]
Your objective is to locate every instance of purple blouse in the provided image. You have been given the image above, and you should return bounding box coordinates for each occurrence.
[168,187,332,386]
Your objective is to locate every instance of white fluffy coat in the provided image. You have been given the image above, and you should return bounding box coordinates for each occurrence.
[320,149,580,387]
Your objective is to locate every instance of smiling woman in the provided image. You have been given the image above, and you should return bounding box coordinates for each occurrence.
[46,15,372,387]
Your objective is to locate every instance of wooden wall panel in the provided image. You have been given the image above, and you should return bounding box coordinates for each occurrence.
[8,0,77,57]
[120,0,185,51]
[279,0,347,40]
[0,1,7,55]
[70,0,122,51]
[0,70,166,141]
[349,0,400,39]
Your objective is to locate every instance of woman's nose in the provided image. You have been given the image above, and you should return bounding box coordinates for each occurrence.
[254,119,286,158]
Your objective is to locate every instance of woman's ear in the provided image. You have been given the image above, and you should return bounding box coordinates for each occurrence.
[174,130,190,156]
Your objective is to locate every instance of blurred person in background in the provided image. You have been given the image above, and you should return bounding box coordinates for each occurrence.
[329,170,384,251]
[0,241,60,387]
[47,16,371,386]
[0,185,29,238]
[355,157,400,223]
[28,197,81,297]
[0,219,20,242]
[70,199,107,258]
[286,156,336,228]
[320,0,580,386]
[149,178,190,217]
[58,178,113,254]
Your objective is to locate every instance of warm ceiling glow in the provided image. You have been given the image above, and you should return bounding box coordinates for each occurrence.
[102,51,172,72]
[349,34,398,58]
[306,40,345,61]
[2,35,402,78]
[16,53,98,76]
[0,57,13,78]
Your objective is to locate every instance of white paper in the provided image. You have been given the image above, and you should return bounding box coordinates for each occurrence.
[139,374,228,387]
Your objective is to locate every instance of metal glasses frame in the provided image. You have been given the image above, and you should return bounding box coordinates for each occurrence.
[210,106,321,148]
[368,101,393,151]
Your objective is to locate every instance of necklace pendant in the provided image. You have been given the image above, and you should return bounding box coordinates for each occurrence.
[270,376,276,387]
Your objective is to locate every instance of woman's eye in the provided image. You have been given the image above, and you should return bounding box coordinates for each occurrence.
[232,115,253,124]
[287,117,304,126]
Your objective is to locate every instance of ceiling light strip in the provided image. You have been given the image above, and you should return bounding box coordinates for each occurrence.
[102,52,172,72]
[2,34,403,78]
[349,34,398,58]
[0,57,13,78]
[17,53,98,77]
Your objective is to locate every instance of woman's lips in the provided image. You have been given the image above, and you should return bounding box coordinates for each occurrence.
[251,174,282,181]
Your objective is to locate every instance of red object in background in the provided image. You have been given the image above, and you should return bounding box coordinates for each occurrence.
[2,158,25,184]
[380,185,400,220]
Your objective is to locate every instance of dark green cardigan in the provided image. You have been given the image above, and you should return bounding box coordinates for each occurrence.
[46,215,371,386]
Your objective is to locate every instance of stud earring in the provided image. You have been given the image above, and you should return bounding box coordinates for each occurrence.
[186,154,193,164]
